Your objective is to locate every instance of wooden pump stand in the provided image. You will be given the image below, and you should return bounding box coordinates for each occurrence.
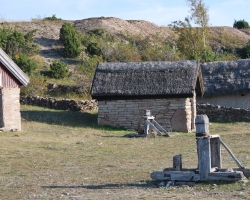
[151,115,249,182]
[143,110,169,137]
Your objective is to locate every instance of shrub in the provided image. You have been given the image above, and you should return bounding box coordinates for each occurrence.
[243,40,250,58]
[78,55,104,79]
[60,23,82,58]
[0,27,38,57]
[102,43,141,62]
[43,14,62,21]
[86,42,102,56]
[50,60,70,79]
[88,28,106,37]
[233,20,249,29]
[0,26,12,49]
[25,29,38,43]
[13,53,38,75]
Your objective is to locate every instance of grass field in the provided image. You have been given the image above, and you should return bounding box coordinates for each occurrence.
[0,105,250,199]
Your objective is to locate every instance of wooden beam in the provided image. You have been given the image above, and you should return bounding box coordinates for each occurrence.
[219,138,244,168]
[150,171,200,181]
[208,171,244,181]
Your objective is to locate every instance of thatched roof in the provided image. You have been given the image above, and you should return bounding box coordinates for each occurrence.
[91,61,204,100]
[201,59,250,97]
[0,48,29,86]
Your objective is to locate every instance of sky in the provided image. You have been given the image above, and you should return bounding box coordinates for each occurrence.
[1,0,250,27]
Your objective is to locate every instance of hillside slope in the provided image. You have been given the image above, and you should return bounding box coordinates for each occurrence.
[1,17,250,90]
[2,17,250,63]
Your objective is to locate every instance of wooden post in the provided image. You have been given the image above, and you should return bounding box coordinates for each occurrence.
[196,115,211,181]
[173,154,182,171]
[197,136,211,181]
[195,115,209,137]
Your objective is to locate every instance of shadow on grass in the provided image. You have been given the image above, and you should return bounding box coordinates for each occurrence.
[21,109,127,131]
[21,110,97,128]
[42,181,156,190]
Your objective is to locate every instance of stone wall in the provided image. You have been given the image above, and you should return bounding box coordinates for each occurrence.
[98,98,194,132]
[197,103,250,122]
[2,88,21,131]
[20,96,97,112]
[197,94,250,109]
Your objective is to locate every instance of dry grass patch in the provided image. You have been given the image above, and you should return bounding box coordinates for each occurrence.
[0,105,249,199]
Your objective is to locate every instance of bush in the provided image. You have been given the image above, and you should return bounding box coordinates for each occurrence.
[86,42,102,56]
[43,14,62,21]
[78,55,104,79]
[60,23,82,58]
[0,27,38,57]
[233,20,249,29]
[243,40,250,58]
[13,53,38,75]
[50,60,70,79]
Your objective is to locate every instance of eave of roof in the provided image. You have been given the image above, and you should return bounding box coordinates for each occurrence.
[0,48,29,87]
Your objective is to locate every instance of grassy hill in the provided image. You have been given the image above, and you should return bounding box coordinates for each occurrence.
[1,17,250,99]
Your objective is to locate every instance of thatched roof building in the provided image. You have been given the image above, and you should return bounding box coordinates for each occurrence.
[91,61,204,133]
[91,60,204,100]
[201,59,250,97]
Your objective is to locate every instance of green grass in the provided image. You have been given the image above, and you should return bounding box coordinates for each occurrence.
[0,105,249,199]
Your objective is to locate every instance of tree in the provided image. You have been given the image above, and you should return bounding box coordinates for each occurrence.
[60,23,82,58]
[233,20,249,29]
[169,0,211,62]
[187,0,209,49]
[171,18,205,60]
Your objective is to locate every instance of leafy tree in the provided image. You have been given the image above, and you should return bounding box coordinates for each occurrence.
[50,60,70,79]
[171,18,206,60]
[187,0,209,49]
[169,0,212,62]
[60,23,82,58]
[233,20,249,29]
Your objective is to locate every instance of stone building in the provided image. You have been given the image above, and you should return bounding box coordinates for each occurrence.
[91,61,204,132]
[197,59,250,109]
[0,48,29,131]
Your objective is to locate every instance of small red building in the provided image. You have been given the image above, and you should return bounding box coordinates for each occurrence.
[0,48,29,131]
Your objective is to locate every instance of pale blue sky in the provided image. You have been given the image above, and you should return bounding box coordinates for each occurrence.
[1,0,250,27]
